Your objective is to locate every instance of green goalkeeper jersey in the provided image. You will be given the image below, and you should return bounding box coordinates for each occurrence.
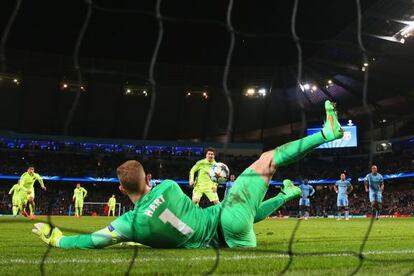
[189,158,216,188]
[109,180,221,248]
[19,172,44,190]
[73,187,87,200]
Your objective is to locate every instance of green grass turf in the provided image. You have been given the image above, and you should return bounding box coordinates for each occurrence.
[0,216,413,275]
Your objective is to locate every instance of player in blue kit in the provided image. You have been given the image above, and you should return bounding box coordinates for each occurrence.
[364,165,384,220]
[299,179,315,220]
[334,173,353,220]
[223,174,236,198]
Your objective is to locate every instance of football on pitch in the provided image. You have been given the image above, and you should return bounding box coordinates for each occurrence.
[209,162,230,184]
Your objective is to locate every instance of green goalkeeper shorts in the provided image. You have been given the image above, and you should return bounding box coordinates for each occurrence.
[220,167,267,248]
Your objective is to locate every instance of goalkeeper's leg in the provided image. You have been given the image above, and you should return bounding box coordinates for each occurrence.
[220,101,343,247]
[79,206,83,217]
[254,180,301,223]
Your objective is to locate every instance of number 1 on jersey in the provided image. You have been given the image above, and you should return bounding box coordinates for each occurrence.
[159,209,194,235]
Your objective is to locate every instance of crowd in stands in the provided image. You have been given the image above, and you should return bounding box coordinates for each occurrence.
[1,177,413,217]
[1,148,413,181]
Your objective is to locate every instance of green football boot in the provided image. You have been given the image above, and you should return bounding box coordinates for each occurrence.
[322,100,344,142]
[280,179,302,202]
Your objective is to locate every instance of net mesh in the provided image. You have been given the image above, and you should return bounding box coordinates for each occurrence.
[0,0,413,275]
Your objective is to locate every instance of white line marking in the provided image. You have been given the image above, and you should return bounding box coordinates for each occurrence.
[1,249,414,265]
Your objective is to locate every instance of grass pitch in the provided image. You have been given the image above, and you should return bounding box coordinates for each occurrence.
[1,216,413,275]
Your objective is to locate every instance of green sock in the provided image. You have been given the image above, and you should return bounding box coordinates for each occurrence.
[75,208,78,216]
[29,204,34,215]
[274,132,325,167]
[79,207,83,216]
[254,194,285,223]
[12,206,17,216]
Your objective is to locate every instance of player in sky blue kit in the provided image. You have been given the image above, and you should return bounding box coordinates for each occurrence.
[334,173,353,220]
[223,174,236,198]
[364,165,384,220]
[147,173,158,189]
[299,179,315,220]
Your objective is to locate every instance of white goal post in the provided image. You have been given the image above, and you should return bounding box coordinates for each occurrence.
[71,202,122,217]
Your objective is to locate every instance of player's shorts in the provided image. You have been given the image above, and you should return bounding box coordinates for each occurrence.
[12,196,21,206]
[192,184,219,202]
[369,190,382,203]
[337,196,348,207]
[27,188,35,200]
[220,167,267,248]
[299,198,310,206]
[75,199,84,208]
[109,206,116,210]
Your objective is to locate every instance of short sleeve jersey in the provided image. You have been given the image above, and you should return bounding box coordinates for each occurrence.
[73,188,87,200]
[335,180,351,196]
[189,159,216,187]
[365,173,383,192]
[300,183,314,199]
[20,172,42,190]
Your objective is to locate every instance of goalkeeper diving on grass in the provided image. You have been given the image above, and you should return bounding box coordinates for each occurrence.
[32,100,344,249]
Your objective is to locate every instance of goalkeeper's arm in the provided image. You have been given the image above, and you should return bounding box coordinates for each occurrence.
[33,213,132,249]
[32,223,128,249]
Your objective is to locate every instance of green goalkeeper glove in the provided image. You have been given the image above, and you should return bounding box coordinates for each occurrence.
[32,223,63,247]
